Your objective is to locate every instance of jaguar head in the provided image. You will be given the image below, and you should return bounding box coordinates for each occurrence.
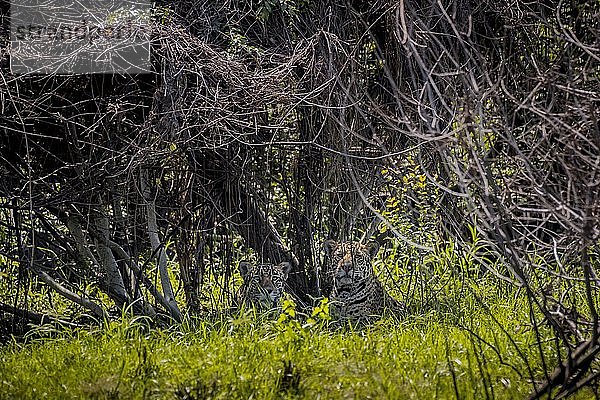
[238,261,292,308]
[323,240,380,294]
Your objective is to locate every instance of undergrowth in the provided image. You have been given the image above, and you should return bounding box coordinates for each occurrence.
[1,239,595,399]
[0,281,593,400]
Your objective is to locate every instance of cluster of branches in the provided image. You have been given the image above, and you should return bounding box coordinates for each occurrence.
[0,0,599,396]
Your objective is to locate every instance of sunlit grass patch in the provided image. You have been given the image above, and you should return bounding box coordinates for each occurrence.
[2,286,589,400]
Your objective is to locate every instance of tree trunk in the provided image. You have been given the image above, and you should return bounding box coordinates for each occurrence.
[142,169,183,322]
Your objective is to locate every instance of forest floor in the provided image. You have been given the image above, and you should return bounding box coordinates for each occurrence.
[0,279,592,400]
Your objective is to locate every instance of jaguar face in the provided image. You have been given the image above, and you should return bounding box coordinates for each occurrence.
[238,261,292,308]
[323,240,380,293]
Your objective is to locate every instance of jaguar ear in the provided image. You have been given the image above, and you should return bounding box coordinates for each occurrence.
[278,262,292,280]
[365,241,380,258]
[323,239,338,255]
[238,261,252,281]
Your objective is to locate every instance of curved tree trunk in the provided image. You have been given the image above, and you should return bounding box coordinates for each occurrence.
[141,169,183,322]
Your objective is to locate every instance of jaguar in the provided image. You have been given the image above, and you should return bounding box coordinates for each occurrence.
[236,261,292,310]
[323,240,403,321]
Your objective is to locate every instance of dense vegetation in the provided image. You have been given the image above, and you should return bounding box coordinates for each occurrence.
[1,0,599,398]
[2,257,588,400]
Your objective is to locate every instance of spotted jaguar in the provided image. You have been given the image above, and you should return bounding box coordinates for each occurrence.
[236,261,292,310]
[323,240,403,321]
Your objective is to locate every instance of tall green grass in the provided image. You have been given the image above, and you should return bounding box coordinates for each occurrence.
[1,237,595,399]
[0,283,591,400]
